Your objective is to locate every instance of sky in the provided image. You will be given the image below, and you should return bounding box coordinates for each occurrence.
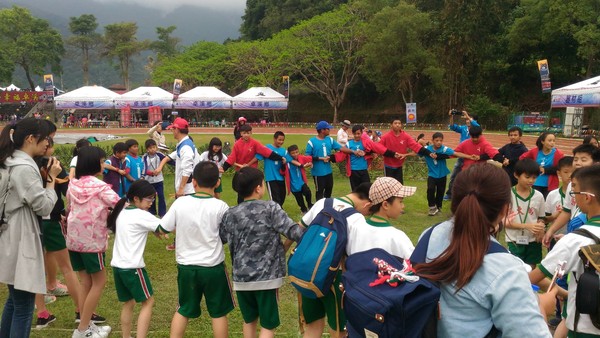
[93,0,246,11]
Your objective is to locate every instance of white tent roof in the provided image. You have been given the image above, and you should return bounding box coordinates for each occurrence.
[178,86,232,100]
[115,86,173,109]
[35,86,42,92]
[551,75,600,107]
[175,86,232,109]
[5,84,20,91]
[54,85,120,109]
[232,87,288,110]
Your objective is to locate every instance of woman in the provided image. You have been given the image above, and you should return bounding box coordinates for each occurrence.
[233,116,246,141]
[0,118,61,338]
[414,164,551,337]
[519,132,564,198]
[146,120,166,146]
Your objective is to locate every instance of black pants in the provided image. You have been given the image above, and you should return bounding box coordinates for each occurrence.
[267,180,286,206]
[427,176,447,209]
[384,166,404,184]
[292,184,313,212]
[445,158,464,197]
[314,174,334,201]
[350,169,370,191]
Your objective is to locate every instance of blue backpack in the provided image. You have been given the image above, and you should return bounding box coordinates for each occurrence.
[288,198,356,298]
[342,224,507,338]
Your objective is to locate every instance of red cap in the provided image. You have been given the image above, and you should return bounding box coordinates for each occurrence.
[167,117,189,130]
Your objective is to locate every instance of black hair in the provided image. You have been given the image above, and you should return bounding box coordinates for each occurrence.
[112,142,128,155]
[583,135,598,145]
[0,118,51,167]
[239,124,252,133]
[107,180,156,232]
[432,132,444,139]
[470,114,479,121]
[178,128,189,135]
[535,132,553,150]
[125,139,138,149]
[73,138,92,157]
[208,137,224,162]
[508,126,523,136]
[352,125,364,134]
[274,131,285,139]
[558,156,574,170]
[353,182,372,200]
[232,167,263,198]
[571,165,600,203]
[75,146,106,179]
[514,158,540,176]
[573,143,600,162]
[42,119,57,135]
[369,196,399,214]
[417,133,425,140]
[469,126,482,138]
[287,144,299,152]
[194,161,220,188]
[145,139,157,149]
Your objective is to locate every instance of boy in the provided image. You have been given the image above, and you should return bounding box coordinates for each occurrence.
[505,159,546,269]
[143,139,167,216]
[347,125,370,191]
[159,161,234,338]
[103,142,131,197]
[530,165,600,337]
[498,126,528,186]
[256,131,288,206]
[545,156,574,236]
[453,126,503,170]
[421,132,471,216]
[445,110,479,199]
[219,167,304,338]
[125,139,144,194]
[299,182,373,338]
[285,144,313,214]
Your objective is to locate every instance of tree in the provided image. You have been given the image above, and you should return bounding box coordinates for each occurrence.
[225,40,286,90]
[0,6,64,90]
[102,22,147,90]
[151,26,181,58]
[67,14,101,86]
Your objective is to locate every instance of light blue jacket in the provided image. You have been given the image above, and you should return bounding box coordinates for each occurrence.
[420,219,551,338]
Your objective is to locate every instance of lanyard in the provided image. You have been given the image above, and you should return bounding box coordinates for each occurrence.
[368,215,390,223]
[337,196,355,207]
[512,187,532,224]
[193,192,213,198]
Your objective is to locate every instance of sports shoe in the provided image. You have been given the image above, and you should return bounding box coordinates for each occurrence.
[44,294,56,305]
[428,207,439,216]
[89,322,111,337]
[47,282,69,296]
[443,194,451,201]
[35,314,56,329]
[75,312,106,324]
[72,328,102,338]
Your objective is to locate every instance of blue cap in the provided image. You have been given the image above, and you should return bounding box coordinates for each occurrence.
[316,120,334,130]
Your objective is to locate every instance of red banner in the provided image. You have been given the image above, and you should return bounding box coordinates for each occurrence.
[0,91,44,103]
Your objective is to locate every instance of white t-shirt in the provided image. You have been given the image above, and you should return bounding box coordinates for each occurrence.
[546,188,567,235]
[337,128,349,147]
[111,207,161,269]
[563,182,582,219]
[70,156,77,168]
[199,151,228,177]
[168,136,198,195]
[506,188,545,243]
[160,194,229,266]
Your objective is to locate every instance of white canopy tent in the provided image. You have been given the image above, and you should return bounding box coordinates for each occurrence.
[551,75,600,108]
[5,84,20,91]
[54,85,120,109]
[232,87,288,110]
[114,86,173,109]
[174,86,232,109]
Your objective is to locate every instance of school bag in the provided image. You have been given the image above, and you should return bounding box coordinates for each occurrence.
[288,198,356,298]
[342,224,507,338]
[176,138,200,183]
[571,228,600,331]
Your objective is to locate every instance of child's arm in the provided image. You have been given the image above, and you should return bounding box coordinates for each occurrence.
[505,219,545,237]
[154,152,174,174]
[453,151,473,160]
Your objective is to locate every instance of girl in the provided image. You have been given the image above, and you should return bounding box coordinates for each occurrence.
[199,137,228,199]
[414,164,551,337]
[108,180,161,338]
[233,116,246,141]
[519,132,564,198]
[68,146,120,338]
[583,135,599,147]
[0,118,61,338]
[68,138,92,180]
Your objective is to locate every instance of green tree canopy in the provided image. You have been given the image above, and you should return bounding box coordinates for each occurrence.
[102,22,148,90]
[67,14,102,86]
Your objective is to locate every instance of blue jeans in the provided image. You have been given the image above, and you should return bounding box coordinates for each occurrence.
[0,285,36,338]
[149,181,166,217]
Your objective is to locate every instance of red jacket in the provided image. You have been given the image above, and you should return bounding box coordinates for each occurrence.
[379,130,422,168]
[284,155,312,194]
[519,147,565,191]
[225,138,272,170]
[455,136,499,170]
[337,134,392,176]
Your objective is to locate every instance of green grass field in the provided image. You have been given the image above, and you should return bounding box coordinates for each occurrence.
[3,132,455,337]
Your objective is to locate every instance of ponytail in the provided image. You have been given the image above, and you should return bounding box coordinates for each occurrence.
[107,180,156,232]
[107,197,127,232]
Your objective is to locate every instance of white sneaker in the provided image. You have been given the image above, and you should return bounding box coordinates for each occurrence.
[428,207,438,216]
[72,328,103,338]
[89,322,111,337]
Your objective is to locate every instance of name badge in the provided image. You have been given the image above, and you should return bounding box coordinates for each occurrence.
[516,236,529,245]
[274,161,279,165]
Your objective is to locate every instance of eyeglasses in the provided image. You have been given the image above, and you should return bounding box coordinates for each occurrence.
[143,197,155,203]
[569,191,596,197]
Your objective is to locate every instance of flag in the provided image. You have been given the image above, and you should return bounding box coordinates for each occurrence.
[43,74,54,101]
[406,103,417,124]
[173,79,182,95]
[537,60,551,94]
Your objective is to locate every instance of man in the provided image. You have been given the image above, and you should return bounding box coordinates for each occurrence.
[498,126,528,186]
[444,110,479,199]
[336,120,351,147]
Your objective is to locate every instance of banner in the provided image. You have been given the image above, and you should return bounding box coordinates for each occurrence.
[173,79,182,95]
[537,60,551,93]
[282,76,289,98]
[0,91,43,103]
[406,103,417,124]
[44,74,54,101]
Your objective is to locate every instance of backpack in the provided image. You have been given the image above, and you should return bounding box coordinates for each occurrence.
[176,138,200,183]
[572,228,600,331]
[288,198,356,299]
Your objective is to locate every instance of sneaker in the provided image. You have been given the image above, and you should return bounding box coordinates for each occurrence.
[35,314,56,329]
[428,207,438,216]
[72,328,102,338]
[44,294,56,305]
[165,243,176,251]
[47,282,69,296]
[443,194,451,201]
[75,312,106,324]
[89,322,111,337]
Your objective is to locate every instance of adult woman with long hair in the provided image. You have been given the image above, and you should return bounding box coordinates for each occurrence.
[519,132,564,198]
[414,164,551,337]
[0,118,61,338]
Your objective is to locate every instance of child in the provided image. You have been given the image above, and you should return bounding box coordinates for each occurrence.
[142,139,167,216]
[69,138,92,179]
[530,165,600,337]
[346,125,370,191]
[519,132,565,198]
[421,132,472,216]
[220,167,304,338]
[545,156,574,236]
[504,159,546,269]
[108,180,162,338]
[160,161,234,338]
[199,137,228,199]
[285,144,313,213]
[103,142,130,197]
[256,131,288,206]
[125,139,144,194]
[68,146,120,338]
[499,126,528,186]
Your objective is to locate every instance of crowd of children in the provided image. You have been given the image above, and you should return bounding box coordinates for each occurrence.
[12,115,600,338]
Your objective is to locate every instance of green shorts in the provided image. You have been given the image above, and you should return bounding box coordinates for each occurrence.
[176,263,234,319]
[113,267,154,302]
[215,181,223,193]
[42,220,66,252]
[507,242,542,265]
[236,289,280,330]
[301,271,345,332]
[69,251,106,274]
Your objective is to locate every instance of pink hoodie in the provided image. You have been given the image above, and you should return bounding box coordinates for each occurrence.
[66,176,121,253]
